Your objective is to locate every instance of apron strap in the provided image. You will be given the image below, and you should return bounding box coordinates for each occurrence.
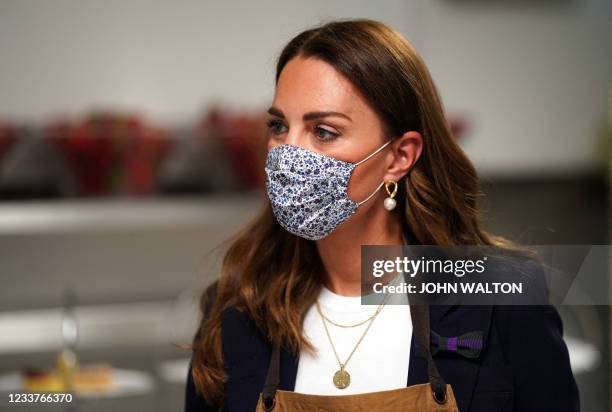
[261,339,280,411]
[410,304,448,404]
[260,304,448,409]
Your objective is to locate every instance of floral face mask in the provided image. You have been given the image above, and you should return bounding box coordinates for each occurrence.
[264,140,392,240]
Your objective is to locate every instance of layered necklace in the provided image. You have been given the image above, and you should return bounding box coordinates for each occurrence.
[315,274,400,389]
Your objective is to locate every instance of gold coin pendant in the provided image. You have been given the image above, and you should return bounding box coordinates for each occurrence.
[333,368,351,389]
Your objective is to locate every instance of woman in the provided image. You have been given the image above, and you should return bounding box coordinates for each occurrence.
[185,18,579,411]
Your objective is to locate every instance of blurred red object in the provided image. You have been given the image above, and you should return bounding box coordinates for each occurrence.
[48,118,115,196]
[0,121,19,163]
[201,107,267,190]
[47,112,172,196]
[122,126,174,195]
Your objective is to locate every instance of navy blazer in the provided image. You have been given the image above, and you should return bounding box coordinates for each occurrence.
[185,289,580,411]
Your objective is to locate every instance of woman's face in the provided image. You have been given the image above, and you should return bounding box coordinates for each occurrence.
[266,55,397,205]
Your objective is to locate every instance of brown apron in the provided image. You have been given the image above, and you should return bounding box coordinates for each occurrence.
[255,304,459,411]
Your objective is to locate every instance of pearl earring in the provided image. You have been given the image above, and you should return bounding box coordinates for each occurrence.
[384,180,398,211]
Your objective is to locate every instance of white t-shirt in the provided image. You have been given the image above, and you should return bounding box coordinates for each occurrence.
[293,281,412,395]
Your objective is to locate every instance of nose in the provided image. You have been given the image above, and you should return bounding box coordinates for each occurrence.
[282,129,302,147]
[267,127,304,150]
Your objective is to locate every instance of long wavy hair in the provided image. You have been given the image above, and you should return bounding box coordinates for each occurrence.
[188,18,523,408]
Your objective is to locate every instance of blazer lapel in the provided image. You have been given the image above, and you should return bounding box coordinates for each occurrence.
[407,304,493,412]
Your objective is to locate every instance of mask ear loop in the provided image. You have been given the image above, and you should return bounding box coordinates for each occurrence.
[357,180,385,206]
[354,139,394,206]
[354,139,393,167]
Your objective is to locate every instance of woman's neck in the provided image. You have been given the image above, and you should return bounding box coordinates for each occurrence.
[315,207,404,297]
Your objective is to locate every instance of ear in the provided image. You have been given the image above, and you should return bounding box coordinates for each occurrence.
[384,131,423,181]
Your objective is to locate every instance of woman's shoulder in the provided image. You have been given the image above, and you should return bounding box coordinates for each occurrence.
[198,279,267,341]
[186,282,271,411]
[479,258,580,410]
[486,250,550,305]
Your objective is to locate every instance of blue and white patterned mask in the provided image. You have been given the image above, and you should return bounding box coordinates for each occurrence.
[264,140,392,240]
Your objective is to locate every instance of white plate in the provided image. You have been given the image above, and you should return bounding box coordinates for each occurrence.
[0,368,155,399]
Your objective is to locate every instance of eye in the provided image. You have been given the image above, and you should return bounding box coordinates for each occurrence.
[314,125,339,142]
[266,119,287,136]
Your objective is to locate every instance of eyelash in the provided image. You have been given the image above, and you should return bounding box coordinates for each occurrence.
[265,120,340,142]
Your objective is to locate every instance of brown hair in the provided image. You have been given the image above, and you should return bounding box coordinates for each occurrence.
[188,18,522,408]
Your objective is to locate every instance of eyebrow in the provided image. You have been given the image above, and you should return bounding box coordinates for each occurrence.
[267,106,352,122]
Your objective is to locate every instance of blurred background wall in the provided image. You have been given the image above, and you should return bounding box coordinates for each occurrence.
[0,0,610,174]
[0,1,609,411]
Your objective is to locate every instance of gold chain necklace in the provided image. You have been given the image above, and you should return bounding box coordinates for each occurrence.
[315,275,398,389]
[319,273,402,328]
[316,301,381,389]
[318,304,384,328]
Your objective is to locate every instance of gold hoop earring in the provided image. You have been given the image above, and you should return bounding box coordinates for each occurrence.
[384,180,398,211]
